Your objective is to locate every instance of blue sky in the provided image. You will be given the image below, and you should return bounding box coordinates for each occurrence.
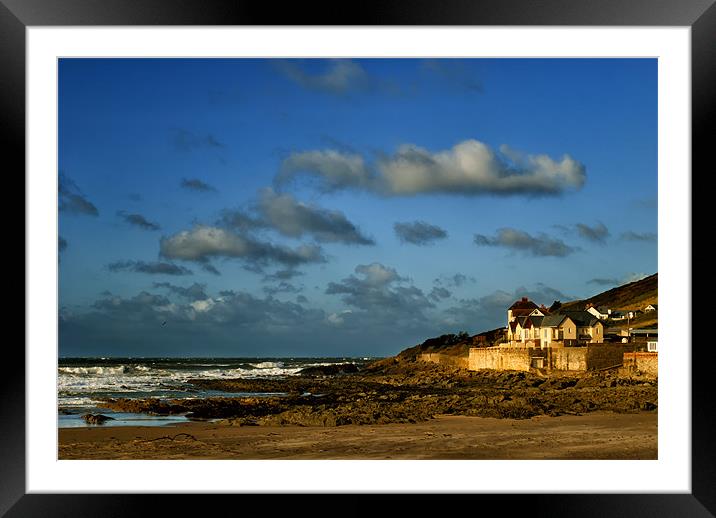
[58,58,657,357]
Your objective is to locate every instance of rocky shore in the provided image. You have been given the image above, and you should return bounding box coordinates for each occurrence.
[97,358,657,427]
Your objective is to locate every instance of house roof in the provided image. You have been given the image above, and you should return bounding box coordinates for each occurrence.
[528,316,544,327]
[509,321,519,332]
[509,297,539,311]
[559,310,601,327]
[516,316,532,328]
[511,308,536,318]
[541,315,570,327]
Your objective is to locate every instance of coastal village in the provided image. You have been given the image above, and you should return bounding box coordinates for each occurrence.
[62,273,660,460]
[418,273,658,377]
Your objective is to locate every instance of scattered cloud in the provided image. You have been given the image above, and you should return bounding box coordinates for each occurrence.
[160,225,327,270]
[59,173,99,216]
[201,263,221,276]
[263,269,304,282]
[68,288,325,331]
[277,139,586,197]
[473,228,576,257]
[256,188,374,245]
[587,277,620,286]
[117,211,161,231]
[107,260,193,276]
[325,263,433,326]
[181,178,217,193]
[622,272,650,283]
[620,231,657,243]
[277,149,374,193]
[218,209,267,233]
[422,59,483,92]
[434,273,475,288]
[153,282,208,301]
[575,222,609,244]
[587,272,650,287]
[443,283,572,332]
[275,59,371,95]
[170,129,224,151]
[394,221,448,245]
[428,286,452,302]
[220,188,374,246]
[263,282,302,296]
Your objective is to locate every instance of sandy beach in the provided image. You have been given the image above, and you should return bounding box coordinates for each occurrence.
[59,411,656,460]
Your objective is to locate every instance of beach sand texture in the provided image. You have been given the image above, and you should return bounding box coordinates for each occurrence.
[59,411,656,460]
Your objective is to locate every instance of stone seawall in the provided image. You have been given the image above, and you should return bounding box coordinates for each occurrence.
[621,352,658,377]
[468,347,534,371]
[466,345,627,373]
[418,353,470,370]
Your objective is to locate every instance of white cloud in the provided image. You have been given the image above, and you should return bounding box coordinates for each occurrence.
[279,139,586,197]
[278,150,373,192]
[159,225,326,268]
[190,299,216,313]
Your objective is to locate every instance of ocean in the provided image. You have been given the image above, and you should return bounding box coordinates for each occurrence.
[58,357,376,428]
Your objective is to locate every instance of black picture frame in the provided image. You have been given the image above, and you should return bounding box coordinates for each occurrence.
[6,0,708,514]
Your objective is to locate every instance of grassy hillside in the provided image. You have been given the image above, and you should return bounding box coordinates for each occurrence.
[561,273,658,312]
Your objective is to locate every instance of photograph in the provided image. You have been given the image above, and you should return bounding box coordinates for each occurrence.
[6,2,707,510]
[57,57,659,461]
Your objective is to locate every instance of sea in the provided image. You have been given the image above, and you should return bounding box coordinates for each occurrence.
[58,357,376,428]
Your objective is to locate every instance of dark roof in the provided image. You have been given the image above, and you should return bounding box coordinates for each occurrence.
[559,310,601,327]
[516,316,531,328]
[509,297,539,311]
[509,321,518,332]
[511,308,536,318]
[528,316,544,327]
[541,315,570,327]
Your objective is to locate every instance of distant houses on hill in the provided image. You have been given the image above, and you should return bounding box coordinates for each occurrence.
[506,297,604,348]
[503,297,659,348]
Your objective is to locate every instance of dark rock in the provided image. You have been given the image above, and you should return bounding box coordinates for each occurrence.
[81,413,115,425]
[298,363,359,376]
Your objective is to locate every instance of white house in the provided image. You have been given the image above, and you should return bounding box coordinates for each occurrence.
[505,299,604,348]
[586,305,610,320]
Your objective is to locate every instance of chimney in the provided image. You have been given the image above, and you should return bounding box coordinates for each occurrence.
[521,297,528,302]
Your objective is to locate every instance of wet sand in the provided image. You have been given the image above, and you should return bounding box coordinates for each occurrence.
[58,411,656,460]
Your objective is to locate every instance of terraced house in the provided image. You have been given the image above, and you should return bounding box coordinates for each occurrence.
[506,298,604,348]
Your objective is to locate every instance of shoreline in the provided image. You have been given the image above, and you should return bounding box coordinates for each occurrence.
[59,411,657,460]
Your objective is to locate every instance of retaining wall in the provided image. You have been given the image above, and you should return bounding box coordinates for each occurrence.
[468,347,536,372]
[419,353,470,370]
[467,344,627,372]
[622,352,658,377]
